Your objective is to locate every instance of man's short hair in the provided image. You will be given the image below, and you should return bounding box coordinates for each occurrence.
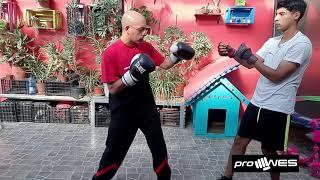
[277,0,307,21]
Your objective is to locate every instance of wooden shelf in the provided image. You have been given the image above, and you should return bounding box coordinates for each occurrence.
[194,13,223,23]
[0,94,90,102]
[90,96,184,106]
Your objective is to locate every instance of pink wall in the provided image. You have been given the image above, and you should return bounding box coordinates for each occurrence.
[0,0,319,97]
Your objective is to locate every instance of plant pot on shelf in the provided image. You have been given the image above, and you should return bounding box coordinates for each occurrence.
[11,65,26,80]
[93,86,104,96]
[36,81,45,95]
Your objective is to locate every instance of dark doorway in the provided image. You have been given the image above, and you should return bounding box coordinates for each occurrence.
[207,109,226,133]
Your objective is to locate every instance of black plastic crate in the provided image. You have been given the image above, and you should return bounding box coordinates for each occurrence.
[0,100,17,122]
[1,79,29,94]
[70,105,89,124]
[95,103,111,127]
[16,101,33,122]
[32,102,52,123]
[51,107,71,123]
[45,81,72,96]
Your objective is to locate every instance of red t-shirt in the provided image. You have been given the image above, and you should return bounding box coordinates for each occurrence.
[101,40,164,83]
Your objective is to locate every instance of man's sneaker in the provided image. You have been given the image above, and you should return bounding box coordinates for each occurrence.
[217,175,232,180]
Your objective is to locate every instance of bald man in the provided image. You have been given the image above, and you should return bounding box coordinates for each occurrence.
[92,11,194,180]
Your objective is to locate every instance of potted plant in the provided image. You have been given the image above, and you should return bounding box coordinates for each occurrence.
[190,32,213,64]
[24,54,55,94]
[42,37,76,82]
[149,67,184,100]
[42,42,66,81]
[77,67,103,96]
[0,26,35,80]
[60,37,77,75]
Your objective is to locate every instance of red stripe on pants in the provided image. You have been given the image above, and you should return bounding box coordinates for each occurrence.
[95,163,119,177]
[155,158,168,174]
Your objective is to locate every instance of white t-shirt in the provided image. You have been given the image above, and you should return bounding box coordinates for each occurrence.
[251,31,312,114]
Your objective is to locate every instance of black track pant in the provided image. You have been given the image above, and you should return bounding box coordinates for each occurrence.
[92,105,171,180]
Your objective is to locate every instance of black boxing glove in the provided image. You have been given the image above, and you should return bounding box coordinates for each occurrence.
[121,54,156,87]
[218,42,257,64]
[169,42,195,64]
[240,47,258,65]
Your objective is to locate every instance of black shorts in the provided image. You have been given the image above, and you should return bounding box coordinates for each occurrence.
[237,103,291,151]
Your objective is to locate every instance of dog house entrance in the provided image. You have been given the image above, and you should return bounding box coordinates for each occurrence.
[207,109,226,133]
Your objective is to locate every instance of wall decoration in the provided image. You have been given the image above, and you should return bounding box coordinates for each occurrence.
[25,8,62,30]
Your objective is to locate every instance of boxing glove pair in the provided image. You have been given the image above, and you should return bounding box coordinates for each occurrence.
[122,42,195,87]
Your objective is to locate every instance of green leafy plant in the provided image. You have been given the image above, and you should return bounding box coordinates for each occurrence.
[86,33,108,65]
[149,67,184,100]
[131,5,158,26]
[61,37,77,69]
[41,37,76,77]
[0,27,35,69]
[77,66,101,94]
[90,0,122,38]
[190,32,213,64]
[25,54,54,82]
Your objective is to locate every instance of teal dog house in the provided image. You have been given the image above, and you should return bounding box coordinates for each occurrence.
[184,60,249,138]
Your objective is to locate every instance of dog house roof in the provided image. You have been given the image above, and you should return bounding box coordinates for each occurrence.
[184,59,240,105]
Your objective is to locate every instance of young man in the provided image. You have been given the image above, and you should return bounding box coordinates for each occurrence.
[217,0,312,180]
[92,10,194,180]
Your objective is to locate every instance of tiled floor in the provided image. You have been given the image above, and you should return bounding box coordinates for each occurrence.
[0,122,316,180]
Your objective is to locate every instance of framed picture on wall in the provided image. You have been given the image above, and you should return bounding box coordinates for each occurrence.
[272,0,311,37]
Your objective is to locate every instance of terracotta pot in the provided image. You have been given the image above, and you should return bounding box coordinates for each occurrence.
[93,86,104,96]
[175,82,186,97]
[11,65,26,80]
[36,82,45,95]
